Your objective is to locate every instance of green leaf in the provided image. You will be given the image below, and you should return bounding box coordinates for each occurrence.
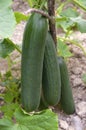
[70,17,86,33]
[0,8,16,38]
[57,20,74,32]
[0,109,58,130]
[14,12,29,24]
[14,108,58,130]
[0,118,13,127]
[0,38,15,58]
[0,0,12,10]
[57,39,73,58]
[61,7,79,18]
[0,103,19,118]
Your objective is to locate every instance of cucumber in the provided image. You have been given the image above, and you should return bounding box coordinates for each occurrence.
[42,33,61,106]
[38,91,49,111]
[21,13,48,112]
[58,56,75,114]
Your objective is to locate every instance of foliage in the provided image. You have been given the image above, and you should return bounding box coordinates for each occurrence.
[0,69,58,129]
[0,108,58,130]
[0,0,16,38]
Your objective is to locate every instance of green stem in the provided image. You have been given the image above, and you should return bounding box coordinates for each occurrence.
[72,0,86,11]
[61,37,86,55]
[6,38,22,54]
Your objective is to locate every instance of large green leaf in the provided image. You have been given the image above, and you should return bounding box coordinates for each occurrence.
[0,8,16,38]
[0,0,12,10]
[0,109,58,130]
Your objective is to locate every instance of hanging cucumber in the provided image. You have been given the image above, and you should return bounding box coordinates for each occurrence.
[21,13,48,112]
[38,91,49,111]
[42,33,61,106]
[58,56,75,114]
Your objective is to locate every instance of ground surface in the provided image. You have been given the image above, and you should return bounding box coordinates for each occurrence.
[0,0,86,130]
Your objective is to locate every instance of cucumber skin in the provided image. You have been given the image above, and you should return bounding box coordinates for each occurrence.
[58,57,75,114]
[42,33,61,106]
[21,13,48,112]
[38,91,49,111]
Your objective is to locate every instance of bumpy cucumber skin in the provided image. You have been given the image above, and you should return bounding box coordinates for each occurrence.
[58,57,75,114]
[21,13,48,112]
[42,33,61,106]
[38,91,49,111]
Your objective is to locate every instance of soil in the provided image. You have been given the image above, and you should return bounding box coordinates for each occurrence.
[0,0,86,130]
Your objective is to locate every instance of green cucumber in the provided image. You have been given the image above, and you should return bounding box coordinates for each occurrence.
[21,13,48,112]
[38,91,49,111]
[58,56,75,114]
[42,33,61,106]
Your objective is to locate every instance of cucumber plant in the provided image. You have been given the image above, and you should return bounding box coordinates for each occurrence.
[0,0,86,129]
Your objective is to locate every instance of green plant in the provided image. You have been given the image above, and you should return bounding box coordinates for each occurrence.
[0,0,86,129]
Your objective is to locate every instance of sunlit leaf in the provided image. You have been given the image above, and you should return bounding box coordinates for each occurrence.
[14,12,29,24]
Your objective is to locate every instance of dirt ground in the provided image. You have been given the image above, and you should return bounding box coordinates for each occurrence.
[0,0,86,130]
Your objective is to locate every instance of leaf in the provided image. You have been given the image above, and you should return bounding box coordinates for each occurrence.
[57,20,74,32]
[70,17,86,33]
[56,7,80,31]
[14,108,58,130]
[0,0,12,10]
[0,118,13,127]
[57,39,73,58]
[61,7,79,18]
[0,103,19,118]
[0,8,16,38]
[0,109,58,130]
[14,12,29,24]
[0,38,15,58]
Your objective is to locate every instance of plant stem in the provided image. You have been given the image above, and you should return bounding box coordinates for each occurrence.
[6,38,22,54]
[25,8,53,23]
[47,0,57,45]
[72,0,86,11]
[60,37,86,56]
